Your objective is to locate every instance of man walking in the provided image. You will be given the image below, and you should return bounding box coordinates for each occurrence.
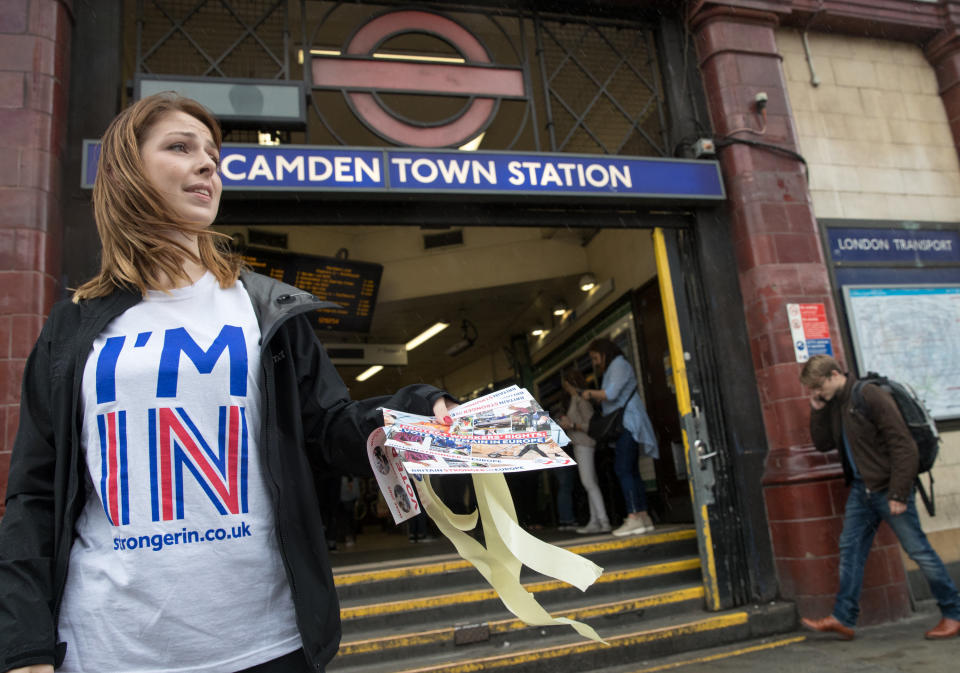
[799,355,960,640]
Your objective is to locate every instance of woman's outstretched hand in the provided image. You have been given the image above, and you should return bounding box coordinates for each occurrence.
[433,396,459,425]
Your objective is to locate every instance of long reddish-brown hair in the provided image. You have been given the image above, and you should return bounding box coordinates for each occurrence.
[72,92,242,301]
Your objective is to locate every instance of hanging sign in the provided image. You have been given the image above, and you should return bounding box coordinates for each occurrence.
[81,141,725,202]
[787,303,833,363]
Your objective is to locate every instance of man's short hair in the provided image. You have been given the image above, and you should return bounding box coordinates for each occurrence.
[799,355,843,387]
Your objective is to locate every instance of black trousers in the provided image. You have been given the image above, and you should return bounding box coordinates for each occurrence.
[236,649,316,673]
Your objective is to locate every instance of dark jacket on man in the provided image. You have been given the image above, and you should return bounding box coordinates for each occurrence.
[0,271,448,672]
[809,375,919,502]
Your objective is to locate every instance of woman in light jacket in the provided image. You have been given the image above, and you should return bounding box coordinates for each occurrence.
[580,337,658,537]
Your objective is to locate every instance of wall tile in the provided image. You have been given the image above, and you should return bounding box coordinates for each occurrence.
[832,59,877,89]
[10,314,43,359]
[0,271,47,314]
[0,316,10,358]
[0,34,55,75]
[764,480,837,521]
[769,517,844,558]
[904,94,949,124]
[810,189,844,218]
[0,360,27,405]
[887,117,930,145]
[859,89,906,119]
[813,86,864,116]
[0,72,24,109]
[0,0,28,33]
[914,64,941,96]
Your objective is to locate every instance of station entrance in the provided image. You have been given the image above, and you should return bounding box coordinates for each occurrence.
[214,209,726,609]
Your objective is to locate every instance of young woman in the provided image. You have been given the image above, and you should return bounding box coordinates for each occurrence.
[580,338,658,537]
[558,368,611,534]
[0,93,454,673]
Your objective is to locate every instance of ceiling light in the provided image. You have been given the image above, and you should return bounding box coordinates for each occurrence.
[355,365,383,382]
[579,273,597,292]
[530,324,546,337]
[552,301,568,316]
[405,322,449,351]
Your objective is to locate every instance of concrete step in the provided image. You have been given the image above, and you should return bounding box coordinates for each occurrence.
[329,602,798,673]
[335,583,707,668]
[333,527,699,602]
[337,555,703,634]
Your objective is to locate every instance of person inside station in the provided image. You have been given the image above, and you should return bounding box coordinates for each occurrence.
[579,338,659,537]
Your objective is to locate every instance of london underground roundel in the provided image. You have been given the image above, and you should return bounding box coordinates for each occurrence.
[311,10,525,148]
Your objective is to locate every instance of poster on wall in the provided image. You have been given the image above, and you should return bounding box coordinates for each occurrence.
[842,285,960,421]
[787,303,833,363]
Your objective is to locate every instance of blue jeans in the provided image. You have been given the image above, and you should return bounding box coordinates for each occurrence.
[555,466,576,524]
[614,430,646,514]
[833,480,960,626]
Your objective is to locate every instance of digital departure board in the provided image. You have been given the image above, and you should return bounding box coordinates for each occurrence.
[240,247,382,333]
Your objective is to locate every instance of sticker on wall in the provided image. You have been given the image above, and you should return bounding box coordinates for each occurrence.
[787,303,833,363]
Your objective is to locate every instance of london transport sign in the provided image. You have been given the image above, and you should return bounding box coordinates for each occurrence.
[82,141,725,202]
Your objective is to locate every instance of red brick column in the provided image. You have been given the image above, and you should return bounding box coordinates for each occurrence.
[927,30,960,162]
[690,4,911,625]
[0,0,71,515]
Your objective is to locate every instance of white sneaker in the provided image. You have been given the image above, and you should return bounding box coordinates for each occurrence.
[576,520,612,534]
[612,516,648,537]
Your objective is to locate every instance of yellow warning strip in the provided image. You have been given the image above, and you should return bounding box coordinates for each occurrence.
[562,528,697,557]
[393,612,750,673]
[630,635,807,673]
[333,528,697,587]
[340,558,702,620]
[338,586,706,655]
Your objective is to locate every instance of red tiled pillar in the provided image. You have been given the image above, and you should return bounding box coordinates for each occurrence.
[927,30,960,161]
[0,0,71,515]
[690,4,911,625]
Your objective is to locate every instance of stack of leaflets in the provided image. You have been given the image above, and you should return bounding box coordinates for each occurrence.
[382,386,574,475]
[369,386,575,523]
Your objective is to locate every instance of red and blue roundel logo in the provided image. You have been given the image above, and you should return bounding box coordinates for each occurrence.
[310,9,526,148]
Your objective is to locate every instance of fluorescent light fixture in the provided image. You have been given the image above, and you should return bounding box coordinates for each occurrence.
[405,322,450,351]
[258,131,280,146]
[299,48,465,65]
[356,365,383,382]
[579,273,597,292]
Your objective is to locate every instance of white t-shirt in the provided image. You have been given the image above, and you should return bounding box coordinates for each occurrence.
[59,272,300,673]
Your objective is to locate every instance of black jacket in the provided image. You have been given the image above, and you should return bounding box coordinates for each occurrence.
[809,376,918,502]
[0,272,448,672]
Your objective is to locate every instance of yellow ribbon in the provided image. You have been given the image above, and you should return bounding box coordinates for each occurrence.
[417,473,606,643]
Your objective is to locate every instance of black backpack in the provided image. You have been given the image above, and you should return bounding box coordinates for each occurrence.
[852,372,941,516]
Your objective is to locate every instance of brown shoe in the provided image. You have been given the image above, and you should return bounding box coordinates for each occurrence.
[801,615,855,640]
[925,617,960,639]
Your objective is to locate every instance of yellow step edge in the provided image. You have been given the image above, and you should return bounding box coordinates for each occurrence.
[630,635,807,673]
[338,586,706,656]
[340,558,703,621]
[334,528,697,587]
[392,612,750,673]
